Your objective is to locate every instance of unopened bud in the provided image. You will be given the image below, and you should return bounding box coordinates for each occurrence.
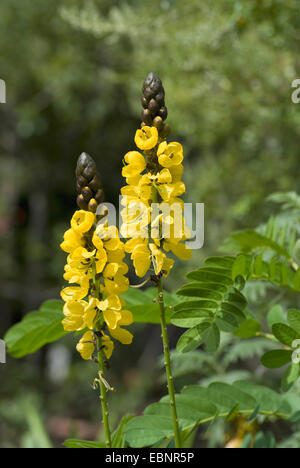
[76,153,105,212]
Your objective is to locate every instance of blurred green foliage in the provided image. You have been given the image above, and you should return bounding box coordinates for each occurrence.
[1,0,300,447]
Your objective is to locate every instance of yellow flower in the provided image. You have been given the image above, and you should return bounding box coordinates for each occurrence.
[68,246,95,265]
[103,262,129,295]
[135,126,158,150]
[122,151,146,178]
[164,239,192,261]
[61,276,89,303]
[98,295,122,330]
[71,210,95,234]
[169,164,184,183]
[162,257,175,277]
[93,224,123,251]
[63,264,90,284]
[110,327,133,345]
[104,275,129,296]
[157,141,183,168]
[107,248,126,264]
[83,297,99,329]
[60,228,83,253]
[158,182,186,202]
[120,198,151,239]
[125,174,142,186]
[131,243,151,278]
[104,262,128,278]
[149,168,172,184]
[110,310,133,345]
[101,333,114,359]
[149,244,165,275]
[124,237,147,253]
[94,245,108,274]
[62,300,87,331]
[76,331,95,360]
[92,231,104,250]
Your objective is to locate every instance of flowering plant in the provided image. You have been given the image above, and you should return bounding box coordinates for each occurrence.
[5,75,300,450]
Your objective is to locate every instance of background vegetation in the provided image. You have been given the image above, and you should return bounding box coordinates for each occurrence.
[1,0,300,447]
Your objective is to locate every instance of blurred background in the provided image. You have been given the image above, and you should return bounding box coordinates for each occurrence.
[1,0,300,447]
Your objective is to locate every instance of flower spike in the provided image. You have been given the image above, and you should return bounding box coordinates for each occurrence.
[76,152,105,213]
[141,72,170,138]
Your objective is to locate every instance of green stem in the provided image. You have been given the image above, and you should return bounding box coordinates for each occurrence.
[290,258,299,272]
[256,332,278,342]
[157,278,181,448]
[92,262,112,448]
[96,332,112,448]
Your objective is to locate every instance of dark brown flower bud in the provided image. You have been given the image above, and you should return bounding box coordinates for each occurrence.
[88,198,98,213]
[153,116,163,131]
[159,106,168,121]
[155,92,165,105]
[76,153,105,212]
[148,99,159,115]
[82,186,93,202]
[141,97,149,108]
[141,73,169,135]
[141,109,153,126]
[161,123,171,139]
[77,194,89,211]
[143,87,153,100]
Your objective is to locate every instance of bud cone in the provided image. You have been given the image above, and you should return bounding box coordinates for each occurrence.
[76,153,105,212]
[141,72,170,137]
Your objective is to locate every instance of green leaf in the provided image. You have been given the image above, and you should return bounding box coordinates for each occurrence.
[64,439,106,448]
[124,415,178,448]
[293,269,300,290]
[247,405,260,423]
[171,309,213,328]
[261,350,293,369]
[287,309,300,336]
[293,239,300,263]
[225,403,240,422]
[176,285,224,300]
[281,363,300,392]
[231,230,290,258]
[216,310,239,332]
[5,300,68,358]
[267,305,285,330]
[121,288,178,324]
[176,322,212,353]
[267,191,300,210]
[111,414,134,448]
[176,258,248,345]
[272,323,300,347]
[187,268,233,286]
[174,300,218,312]
[146,395,217,422]
[234,319,261,339]
[204,256,236,270]
[124,381,294,447]
[204,324,220,352]
[234,380,291,416]
[221,302,245,321]
[232,254,252,280]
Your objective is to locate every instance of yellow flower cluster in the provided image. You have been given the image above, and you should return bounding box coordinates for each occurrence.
[60,210,133,360]
[121,126,191,278]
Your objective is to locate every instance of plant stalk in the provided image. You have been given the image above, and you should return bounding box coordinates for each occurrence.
[92,263,112,448]
[157,278,181,448]
[96,332,112,448]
